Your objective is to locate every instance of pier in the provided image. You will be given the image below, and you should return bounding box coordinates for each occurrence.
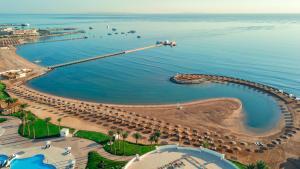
[48,42,174,70]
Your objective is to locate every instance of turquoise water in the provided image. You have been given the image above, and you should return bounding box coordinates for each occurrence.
[0,155,8,166]
[1,14,300,133]
[10,154,56,169]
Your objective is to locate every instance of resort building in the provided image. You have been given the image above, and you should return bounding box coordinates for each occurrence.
[12,29,38,36]
[0,69,32,80]
[0,28,39,36]
[125,145,238,169]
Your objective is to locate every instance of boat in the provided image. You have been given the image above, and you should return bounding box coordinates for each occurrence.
[21,23,30,27]
[137,35,141,38]
[112,28,117,31]
[128,30,136,34]
[89,27,93,30]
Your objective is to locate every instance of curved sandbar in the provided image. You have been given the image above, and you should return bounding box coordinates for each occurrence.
[171,74,299,137]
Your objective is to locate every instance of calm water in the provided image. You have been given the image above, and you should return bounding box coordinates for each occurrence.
[10,154,56,169]
[1,14,300,132]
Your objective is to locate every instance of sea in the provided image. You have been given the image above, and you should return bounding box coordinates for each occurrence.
[1,14,300,133]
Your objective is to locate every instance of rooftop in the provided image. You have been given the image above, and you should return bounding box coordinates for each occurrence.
[125,145,238,169]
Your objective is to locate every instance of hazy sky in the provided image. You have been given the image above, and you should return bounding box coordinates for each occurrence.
[1,0,300,14]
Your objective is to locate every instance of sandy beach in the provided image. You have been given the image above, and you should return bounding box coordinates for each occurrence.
[0,47,41,72]
[1,46,300,168]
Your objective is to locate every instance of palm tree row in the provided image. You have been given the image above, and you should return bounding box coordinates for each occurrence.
[19,103,38,139]
[108,129,139,155]
[4,97,18,114]
[148,131,161,146]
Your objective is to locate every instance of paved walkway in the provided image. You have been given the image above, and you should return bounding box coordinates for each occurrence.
[0,116,134,169]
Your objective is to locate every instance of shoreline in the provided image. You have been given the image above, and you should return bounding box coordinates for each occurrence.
[2,42,300,168]
[0,47,288,138]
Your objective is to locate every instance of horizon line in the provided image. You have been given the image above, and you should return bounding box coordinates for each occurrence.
[1,12,300,15]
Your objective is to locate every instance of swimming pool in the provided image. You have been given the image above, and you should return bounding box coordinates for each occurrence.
[0,155,8,167]
[10,154,56,169]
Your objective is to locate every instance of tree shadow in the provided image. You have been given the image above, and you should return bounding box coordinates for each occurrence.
[280,156,300,169]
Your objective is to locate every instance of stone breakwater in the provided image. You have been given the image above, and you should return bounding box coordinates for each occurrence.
[170,74,300,145]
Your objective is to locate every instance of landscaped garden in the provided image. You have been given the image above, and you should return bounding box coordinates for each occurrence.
[103,140,155,156]
[10,111,74,139]
[0,117,7,123]
[74,130,155,156]
[86,151,126,169]
[74,130,110,144]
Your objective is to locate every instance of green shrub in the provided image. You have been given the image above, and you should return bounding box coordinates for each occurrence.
[86,151,126,169]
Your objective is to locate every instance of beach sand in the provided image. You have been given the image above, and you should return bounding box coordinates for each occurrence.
[0,47,41,72]
[2,45,300,168]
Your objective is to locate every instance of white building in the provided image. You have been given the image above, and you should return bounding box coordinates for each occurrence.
[60,128,70,137]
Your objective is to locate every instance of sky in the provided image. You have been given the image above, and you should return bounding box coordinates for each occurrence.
[1,0,300,14]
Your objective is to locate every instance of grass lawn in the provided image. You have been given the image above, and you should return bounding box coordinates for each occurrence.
[0,118,7,123]
[74,130,110,144]
[103,140,155,156]
[230,160,247,169]
[0,82,9,100]
[74,130,155,156]
[86,151,126,169]
[11,111,74,139]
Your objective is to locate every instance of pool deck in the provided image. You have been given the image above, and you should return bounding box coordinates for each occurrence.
[0,116,131,169]
[1,146,74,168]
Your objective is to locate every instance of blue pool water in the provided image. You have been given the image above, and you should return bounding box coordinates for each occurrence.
[1,14,300,133]
[10,154,56,169]
[0,155,8,166]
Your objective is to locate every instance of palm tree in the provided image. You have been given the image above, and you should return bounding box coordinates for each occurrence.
[25,111,31,137]
[44,117,51,136]
[28,116,37,139]
[108,130,115,152]
[121,131,128,154]
[256,160,269,169]
[19,103,28,129]
[149,134,156,145]
[4,97,13,107]
[32,117,37,139]
[117,129,123,150]
[246,163,256,169]
[132,132,142,144]
[19,111,26,135]
[5,98,17,114]
[116,129,122,151]
[19,103,28,112]
[57,118,62,131]
[154,131,161,144]
[11,98,18,113]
